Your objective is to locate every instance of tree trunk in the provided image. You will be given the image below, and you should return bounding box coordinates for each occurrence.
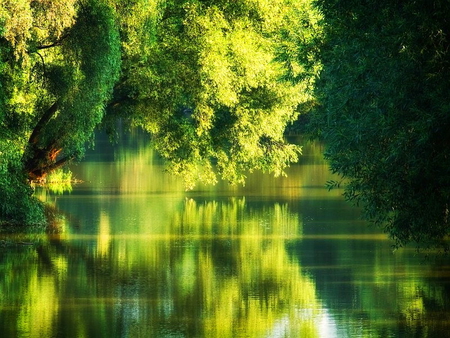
[23,101,73,181]
[25,147,73,181]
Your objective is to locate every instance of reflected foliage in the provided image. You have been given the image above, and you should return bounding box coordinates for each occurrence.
[2,195,449,337]
[3,131,450,337]
[301,228,450,337]
[0,198,322,337]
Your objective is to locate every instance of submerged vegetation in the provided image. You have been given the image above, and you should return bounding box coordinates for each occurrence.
[0,0,449,250]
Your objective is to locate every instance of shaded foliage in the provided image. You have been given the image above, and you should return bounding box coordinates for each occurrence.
[310,0,450,250]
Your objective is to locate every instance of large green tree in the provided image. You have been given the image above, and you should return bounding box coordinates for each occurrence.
[310,0,450,250]
[107,0,322,188]
[0,0,121,224]
[0,0,321,225]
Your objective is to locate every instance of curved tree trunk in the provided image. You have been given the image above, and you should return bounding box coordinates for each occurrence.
[23,101,73,181]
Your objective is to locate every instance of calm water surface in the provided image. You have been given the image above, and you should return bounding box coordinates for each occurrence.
[1,132,450,337]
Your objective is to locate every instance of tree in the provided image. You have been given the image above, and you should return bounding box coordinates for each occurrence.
[1,0,121,224]
[0,0,322,224]
[310,0,450,250]
[107,0,322,188]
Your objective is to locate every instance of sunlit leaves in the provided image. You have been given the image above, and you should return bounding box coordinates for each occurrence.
[0,0,77,60]
[123,0,321,189]
[1,0,121,225]
[1,0,323,224]
[111,0,160,57]
[0,0,33,60]
[29,0,77,46]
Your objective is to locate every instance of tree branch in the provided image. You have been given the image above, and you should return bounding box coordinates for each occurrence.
[42,155,75,173]
[34,50,46,76]
[36,34,70,50]
[28,101,59,145]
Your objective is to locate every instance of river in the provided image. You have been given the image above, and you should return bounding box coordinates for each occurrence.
[1,131,449,337]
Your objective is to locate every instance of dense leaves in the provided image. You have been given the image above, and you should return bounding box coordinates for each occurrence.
[310,0,450,250]
[108,0,321,188]
[1,0,122,223]
[4,0,448,251]
[0,0,321,224]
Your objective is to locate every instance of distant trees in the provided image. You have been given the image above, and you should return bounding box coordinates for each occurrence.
[310,0,450,250]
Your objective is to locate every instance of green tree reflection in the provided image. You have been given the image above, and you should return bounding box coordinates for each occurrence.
[2,135,450,337]
[0,198,324,337]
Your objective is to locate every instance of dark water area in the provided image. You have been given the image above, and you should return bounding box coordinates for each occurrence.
[1,131,449,337]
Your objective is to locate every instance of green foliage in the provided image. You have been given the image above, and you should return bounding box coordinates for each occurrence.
[310,0,450,250]
[110,0,322,188]
[0,141,45,225]
[43,169,74,194]
[0,0,121,226]
[0,0,77,61]
[44,0,121,158]
[0,0,322,224]
[3,0,448,252]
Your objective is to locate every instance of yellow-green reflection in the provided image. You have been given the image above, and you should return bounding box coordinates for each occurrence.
[1,133,450,337]
[0,198,325,337]
[32,169,75,195]
[108,198,322,337]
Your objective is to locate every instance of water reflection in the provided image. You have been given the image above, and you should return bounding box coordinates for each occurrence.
[1,132,449,337]
[0,199,327,337]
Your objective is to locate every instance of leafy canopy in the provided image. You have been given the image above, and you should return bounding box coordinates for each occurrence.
[109,0,322,188]
[0,0,322,224]
[0,0,121,222]
[310,0,450,250]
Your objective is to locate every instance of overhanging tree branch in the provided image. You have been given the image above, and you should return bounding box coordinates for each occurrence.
[36,34,70,50]
[28,101,59,145]
[41,155,76,173]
